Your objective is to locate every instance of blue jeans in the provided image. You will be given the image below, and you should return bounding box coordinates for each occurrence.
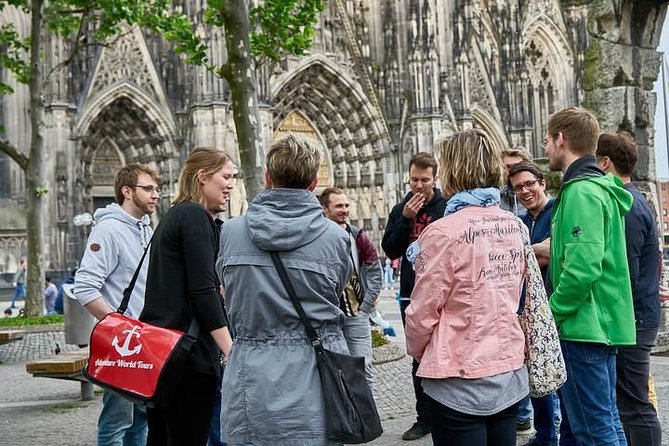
[11,282,25,308]
[98,390,147,446]
[343,314,373,388]
[209,372,227,446]
[559,341,627,446]
[532,393,561,446]
[517,395,532,422]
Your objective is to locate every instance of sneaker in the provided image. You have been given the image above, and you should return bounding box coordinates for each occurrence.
[516,418,532,431]
[402,422,431,441]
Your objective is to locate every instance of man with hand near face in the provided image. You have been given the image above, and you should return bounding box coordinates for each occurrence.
[382,152,447,441]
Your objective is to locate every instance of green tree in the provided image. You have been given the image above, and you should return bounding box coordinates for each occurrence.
[0,0,207,317]
[0,0,325,317]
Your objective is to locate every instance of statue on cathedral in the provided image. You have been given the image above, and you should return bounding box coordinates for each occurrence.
[375,185,385,219]
[347,187,360,222]
[359,186,372,220]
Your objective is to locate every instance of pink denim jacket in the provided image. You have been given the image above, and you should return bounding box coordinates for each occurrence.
[405,206,527,379]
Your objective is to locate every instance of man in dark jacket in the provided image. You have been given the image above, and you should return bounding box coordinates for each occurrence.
[509,161,562,446]
[597,131,662,446]
[321,187,382,388]
[382,152,447,441]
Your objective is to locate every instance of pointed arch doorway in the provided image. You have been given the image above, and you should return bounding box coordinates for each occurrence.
[272,110,333,193]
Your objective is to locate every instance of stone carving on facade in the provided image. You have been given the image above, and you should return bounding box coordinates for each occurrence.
[375,185,385,219]
[359,186,372,220]
[87,27,158,100]
[347,187,360,222]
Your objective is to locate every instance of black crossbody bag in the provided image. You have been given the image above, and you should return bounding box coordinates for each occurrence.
[269,251,383,444]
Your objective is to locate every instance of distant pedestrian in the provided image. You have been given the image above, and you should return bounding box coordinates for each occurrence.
[54,269,76,315]
[383,258,393,288]
[43,277,58,315]
[10,259,26,309]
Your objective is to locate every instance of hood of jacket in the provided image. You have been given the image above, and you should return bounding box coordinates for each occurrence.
[559,155,632,216]
[247,188,337,251]
[93,203,152,245]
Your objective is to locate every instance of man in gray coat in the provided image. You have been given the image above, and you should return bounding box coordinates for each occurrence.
[216,135,352,446]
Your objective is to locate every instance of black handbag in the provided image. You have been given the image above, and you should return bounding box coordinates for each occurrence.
[270,251,383,444]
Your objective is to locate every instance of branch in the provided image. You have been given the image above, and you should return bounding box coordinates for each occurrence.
[45,9,89,82]
[0,139,28,171]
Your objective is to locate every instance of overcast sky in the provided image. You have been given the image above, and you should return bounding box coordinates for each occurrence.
[654,18,669,179]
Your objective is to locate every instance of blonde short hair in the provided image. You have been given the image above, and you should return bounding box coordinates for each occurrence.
[501,147,532,162]
[435,129,504,196]
[174,147,232,204]
[267,134,321,189]
[547,107,600,155]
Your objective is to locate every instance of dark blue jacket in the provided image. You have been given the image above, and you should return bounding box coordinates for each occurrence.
[623,184,660,329]
[521,197,554,289]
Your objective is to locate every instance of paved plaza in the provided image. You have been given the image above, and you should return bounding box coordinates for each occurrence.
[2,290,669,445]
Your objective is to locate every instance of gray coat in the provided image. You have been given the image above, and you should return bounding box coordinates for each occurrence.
[216,189,352,446]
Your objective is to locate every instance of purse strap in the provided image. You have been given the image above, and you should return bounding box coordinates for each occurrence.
[117,239,152,314]
[269,251,324,353]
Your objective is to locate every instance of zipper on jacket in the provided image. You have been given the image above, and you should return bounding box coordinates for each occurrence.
[338,369,364,435]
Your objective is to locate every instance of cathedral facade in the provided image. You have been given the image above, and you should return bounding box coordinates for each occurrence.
[0,0,665,274]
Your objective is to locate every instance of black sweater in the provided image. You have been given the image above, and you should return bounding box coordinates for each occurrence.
[381,189,447,298]
[140,201,228,376]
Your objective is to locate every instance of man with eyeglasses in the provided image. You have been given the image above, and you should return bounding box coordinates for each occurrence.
[500,148,532,217]
[545,107,635,446]
[75,163,160,446]
[382,152,447,441]
[509,162,563,446]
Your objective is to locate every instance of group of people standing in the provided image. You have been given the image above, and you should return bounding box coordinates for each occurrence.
[71,106,661,446]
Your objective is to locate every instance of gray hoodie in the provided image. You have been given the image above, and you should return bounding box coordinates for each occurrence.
[217,189,352,446]
[74,203,152,318]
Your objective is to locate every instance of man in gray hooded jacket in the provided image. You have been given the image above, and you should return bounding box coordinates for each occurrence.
[216,135,352,446]
[75,163,160,446]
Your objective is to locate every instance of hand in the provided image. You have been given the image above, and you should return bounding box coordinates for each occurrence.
[532,239,550,267]
[12,282,16,288]
[660,285,669,303]
[402,193,426,219]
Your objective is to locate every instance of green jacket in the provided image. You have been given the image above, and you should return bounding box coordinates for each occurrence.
[550,161,636,346]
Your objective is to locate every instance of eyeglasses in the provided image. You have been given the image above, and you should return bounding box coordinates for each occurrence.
[132,184,162,195]
[511,179,541,193]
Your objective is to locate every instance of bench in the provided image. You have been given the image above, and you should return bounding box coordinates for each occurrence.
[0,329,26,345]
[26,348,94,400]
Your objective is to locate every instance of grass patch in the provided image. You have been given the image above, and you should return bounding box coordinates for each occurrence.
[0,314,64,327]
[371,329,389,348]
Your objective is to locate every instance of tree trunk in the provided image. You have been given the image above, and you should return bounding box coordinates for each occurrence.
[24,0,46,317]
[220,0,265,200]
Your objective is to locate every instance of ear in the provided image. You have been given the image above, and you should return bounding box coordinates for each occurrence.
[264,170,273,189]
[196,169,205,185]
[598,156,611,172]
[307,177,319,192]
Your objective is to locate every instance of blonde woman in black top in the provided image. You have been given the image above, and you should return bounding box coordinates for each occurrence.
[141,147,234,445]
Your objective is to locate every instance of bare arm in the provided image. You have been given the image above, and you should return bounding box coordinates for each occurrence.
[660,285,669,303]
[84,296,115,320]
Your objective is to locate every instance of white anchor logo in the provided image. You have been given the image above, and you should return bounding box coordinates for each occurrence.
[112,325,143,357]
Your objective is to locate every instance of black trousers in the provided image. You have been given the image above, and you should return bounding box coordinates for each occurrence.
[400,298,430,425]
[616,327,662,446]
[426,395,518,446]
[146,369,218,446]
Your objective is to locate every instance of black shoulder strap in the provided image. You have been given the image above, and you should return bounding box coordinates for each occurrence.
[269,251,323,352]
[117,239,152,314]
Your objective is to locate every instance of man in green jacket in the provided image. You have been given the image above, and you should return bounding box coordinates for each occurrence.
[545,107,636,446]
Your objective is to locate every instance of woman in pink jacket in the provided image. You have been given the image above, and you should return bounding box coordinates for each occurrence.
[405,129,530,445]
